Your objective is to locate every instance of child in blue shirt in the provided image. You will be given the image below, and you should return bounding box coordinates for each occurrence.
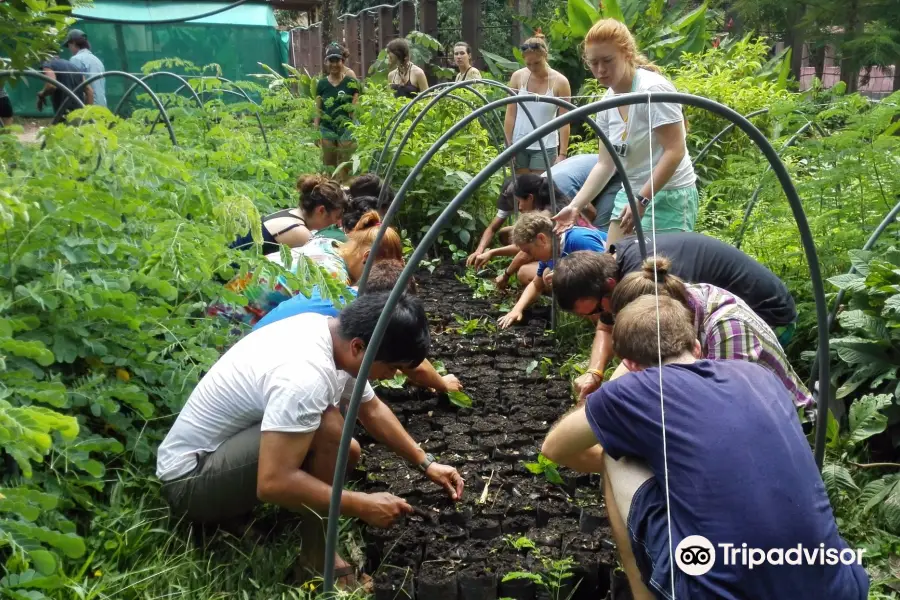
[498,211,607,329]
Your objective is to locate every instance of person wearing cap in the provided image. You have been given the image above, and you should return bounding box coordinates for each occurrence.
[36,56,86,124]
[315,42,360,182]
[64,29,106,108]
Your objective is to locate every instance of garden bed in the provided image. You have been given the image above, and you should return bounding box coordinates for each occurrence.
[353,264,624,599]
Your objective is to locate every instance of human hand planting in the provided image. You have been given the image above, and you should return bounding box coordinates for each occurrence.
[574,371,603,403]
[425,463,465,501]
[441,374,463,392]
[498,309,523,329]
[362,492,413,527]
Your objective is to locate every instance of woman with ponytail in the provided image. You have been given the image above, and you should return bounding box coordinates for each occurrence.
[608,256,814,418]
[505,31,572,174]
[552,19,698,244]
[211,210,403,328]
[231,174,347,255]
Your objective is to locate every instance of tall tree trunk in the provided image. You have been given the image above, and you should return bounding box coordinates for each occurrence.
[785,3,807,82]
[813,44,826,82]
[840,0,862,93]
[321,0,337,55]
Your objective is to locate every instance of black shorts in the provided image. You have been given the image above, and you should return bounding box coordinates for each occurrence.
[0,97,12,119]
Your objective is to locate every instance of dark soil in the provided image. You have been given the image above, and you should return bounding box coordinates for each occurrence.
[357,264,616,598]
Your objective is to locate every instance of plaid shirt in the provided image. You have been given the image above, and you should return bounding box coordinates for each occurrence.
[687,284,815,419]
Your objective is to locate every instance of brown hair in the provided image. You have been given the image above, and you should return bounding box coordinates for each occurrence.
[583,18,661,74]
[296,174,347,214]
[520,30,549,58]
[512,211,552,246]
[386,38,410,64]
[610,257,690,317]
[554,251,618,310]
[343,210,403,261]
[366,259,417,295]
[612,294,696,366]
[453,41,472,56]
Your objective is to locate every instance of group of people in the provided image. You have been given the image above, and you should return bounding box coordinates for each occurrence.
[313,37,481,178]
[155,17,870,599]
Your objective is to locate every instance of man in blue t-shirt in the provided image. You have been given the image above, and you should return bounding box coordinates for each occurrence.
[541,295,869,600]
[498,211,607,329]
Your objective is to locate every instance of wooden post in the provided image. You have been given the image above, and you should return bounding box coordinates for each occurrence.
[379,6,395,47]
[399,0,416,36]
[462,0,480,68]
[299,29,310,75]
[360,10,378,78]
[344,17,360,77]
[312,25,323,75]
[420,0,437,39]
[511,0,531,49]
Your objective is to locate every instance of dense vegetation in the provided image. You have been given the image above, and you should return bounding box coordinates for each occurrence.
[3,7,900,600]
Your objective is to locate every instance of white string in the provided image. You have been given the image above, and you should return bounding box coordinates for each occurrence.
[645,89,676,599]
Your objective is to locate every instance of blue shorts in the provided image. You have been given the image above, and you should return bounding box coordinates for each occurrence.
[628,478,692,599]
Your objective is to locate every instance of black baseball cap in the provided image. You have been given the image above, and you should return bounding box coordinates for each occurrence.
[325,43,343,60]
[63,29,87,46]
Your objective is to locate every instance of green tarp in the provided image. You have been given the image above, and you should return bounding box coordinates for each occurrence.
[7,1,287,118]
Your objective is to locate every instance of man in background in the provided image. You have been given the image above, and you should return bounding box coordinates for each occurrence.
[64,29,106,108]
[37,56,85,124]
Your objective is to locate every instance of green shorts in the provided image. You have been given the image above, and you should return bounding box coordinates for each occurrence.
[320,126,354,143]
[515,146,556,172]
[611,185,698,233]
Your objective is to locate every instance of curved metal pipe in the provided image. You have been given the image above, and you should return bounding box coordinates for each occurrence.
[694,108,770,167]
[113,71,208,130]
[808,197,900,392]
[52,70,178,146]
[733,119,822,249]
[0,69,86,120]
[202,78,270,157]
[359,93,646,296]
[325,95,792,593]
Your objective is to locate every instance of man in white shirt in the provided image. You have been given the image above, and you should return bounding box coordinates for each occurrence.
[156,291,463,581]
[63,29,106,108]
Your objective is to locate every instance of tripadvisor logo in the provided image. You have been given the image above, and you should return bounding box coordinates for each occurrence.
[675,535,865,576]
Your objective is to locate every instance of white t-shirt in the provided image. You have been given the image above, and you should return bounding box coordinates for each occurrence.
[595,69,696,192]
[155,313,375,482]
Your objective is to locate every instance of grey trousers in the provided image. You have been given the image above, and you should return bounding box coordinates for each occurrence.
[162,424,262,523]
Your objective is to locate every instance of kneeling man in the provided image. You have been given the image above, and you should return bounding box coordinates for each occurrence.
[156,291,464,581]
[542,295,868,599]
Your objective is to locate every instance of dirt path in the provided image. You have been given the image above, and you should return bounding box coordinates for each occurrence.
[356,264,626,599]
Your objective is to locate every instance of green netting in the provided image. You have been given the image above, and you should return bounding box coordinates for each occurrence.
[7,1,287,118]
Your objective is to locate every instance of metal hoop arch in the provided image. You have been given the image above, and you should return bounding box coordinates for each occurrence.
[114,71,209,131]
[358,92,649,298]
[0,69,86,121]
[328,93,819,591]
[199,78,270,157]
[733,118,826,249]
[50,70,178,146]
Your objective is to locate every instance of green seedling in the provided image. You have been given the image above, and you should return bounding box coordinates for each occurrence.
[522,453,564,486]
[447,390,473,409]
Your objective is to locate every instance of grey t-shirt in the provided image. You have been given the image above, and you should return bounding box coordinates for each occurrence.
[70,49,106,107]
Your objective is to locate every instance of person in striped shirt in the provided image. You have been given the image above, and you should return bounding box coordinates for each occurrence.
[608,256,814,422]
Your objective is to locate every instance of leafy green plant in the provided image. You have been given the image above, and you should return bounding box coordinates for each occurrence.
[447,390,474,409]
[523,453,564,486]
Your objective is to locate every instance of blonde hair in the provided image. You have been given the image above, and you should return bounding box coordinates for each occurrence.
[610,256,690,316]
[341,210,403,262]
[512,211,552,246]
[612,294,696,366]
[584,19,661,74]
[520,29,549,58]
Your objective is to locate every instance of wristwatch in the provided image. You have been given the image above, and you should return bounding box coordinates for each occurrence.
[637,194,652,208]
[417,453,435,473]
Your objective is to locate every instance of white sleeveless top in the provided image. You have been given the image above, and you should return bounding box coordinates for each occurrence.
[511,71,559,151]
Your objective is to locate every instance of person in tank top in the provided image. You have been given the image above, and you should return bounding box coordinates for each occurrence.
[386,38,428,99]
[452,41,482,82]
[504,31,572,174]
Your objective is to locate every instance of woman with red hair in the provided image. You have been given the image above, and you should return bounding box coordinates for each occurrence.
[552,19,698,244]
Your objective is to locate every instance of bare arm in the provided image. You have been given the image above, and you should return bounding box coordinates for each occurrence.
[257,430,367,517]
[413,66,429,92]
[498,275,544,328]
[573,321,614,403]
[504,71,520,145]
[467,215,506,265]
[541,405,605,473]
[273,225,312,248]
[401,359,459,393]
[486,244,520,258]
[555,75,572,160]
[358,397,464,500]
